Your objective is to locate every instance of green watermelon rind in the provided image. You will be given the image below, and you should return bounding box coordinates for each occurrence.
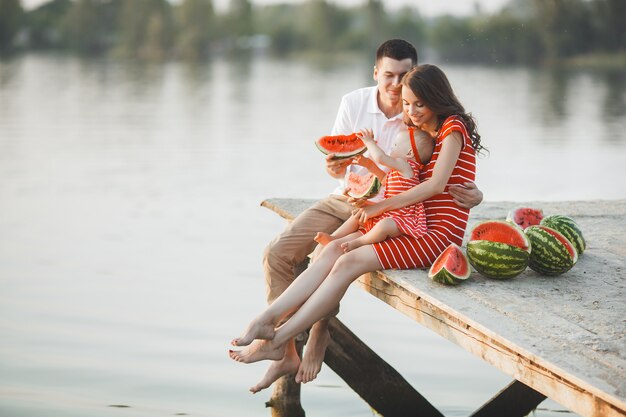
[315,138,367,160]
[466,240,530,279]
[540,215,586,256]
[524,225,578,276]
[347,175,381,199]
[428,244,471,285]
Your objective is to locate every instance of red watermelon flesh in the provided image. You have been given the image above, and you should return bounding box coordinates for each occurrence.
[540,226,576,258]
[507,207,544,229]
[431,244,469,277]
[470,220,529,251]
[345,172,381,199]
[315,133,366,159]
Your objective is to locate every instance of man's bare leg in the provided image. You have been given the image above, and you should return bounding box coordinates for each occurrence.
[296,318,331,383]
[249,338,300,394]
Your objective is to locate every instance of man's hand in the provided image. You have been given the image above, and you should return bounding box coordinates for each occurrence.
[449,182,483,209]
[326,154,352,178]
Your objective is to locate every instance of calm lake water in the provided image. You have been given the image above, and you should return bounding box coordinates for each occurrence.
[0,53,625,417]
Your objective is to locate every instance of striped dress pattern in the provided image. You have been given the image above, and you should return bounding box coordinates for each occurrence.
[360,159,427,240]
[370,115,477,269]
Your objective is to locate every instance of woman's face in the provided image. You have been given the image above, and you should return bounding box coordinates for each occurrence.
[402,85,436,131]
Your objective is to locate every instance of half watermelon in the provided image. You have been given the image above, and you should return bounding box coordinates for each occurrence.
[316,133,366,160]
[428,243,471,285]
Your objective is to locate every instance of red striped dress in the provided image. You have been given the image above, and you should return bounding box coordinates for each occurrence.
[370,115,477,269]
[360,159,427,240]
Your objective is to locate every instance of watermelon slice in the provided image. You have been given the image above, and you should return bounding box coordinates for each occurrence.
[345,172,381,199]
[428,244,471,285]
[315,133,366,160]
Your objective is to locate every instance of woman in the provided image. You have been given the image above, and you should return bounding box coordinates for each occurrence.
[229,64,484,392]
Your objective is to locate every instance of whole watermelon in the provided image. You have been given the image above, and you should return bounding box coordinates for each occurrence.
[540,215,585,256]
[525,225,578,276]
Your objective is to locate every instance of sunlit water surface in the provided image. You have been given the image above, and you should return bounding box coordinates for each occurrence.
[1,53,625,417]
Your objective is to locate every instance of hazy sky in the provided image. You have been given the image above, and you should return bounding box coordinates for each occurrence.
[22,0,511,16]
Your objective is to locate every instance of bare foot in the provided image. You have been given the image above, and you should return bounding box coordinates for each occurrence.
[250,342,301,393]
[231,318,275,347]
[295,323,330,384]
[314,232,335,246]
[341,239,363,253]
[228,339,286,364]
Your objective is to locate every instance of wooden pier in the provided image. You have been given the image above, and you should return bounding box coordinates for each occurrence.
[262,198,626,417]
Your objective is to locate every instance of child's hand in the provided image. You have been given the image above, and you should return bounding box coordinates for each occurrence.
[352,155,375,170]
[356,128,375,143]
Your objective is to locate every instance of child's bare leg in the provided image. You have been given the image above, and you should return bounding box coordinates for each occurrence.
[342,218,401,252]
[231,232,362,347]
[315,214,360,246]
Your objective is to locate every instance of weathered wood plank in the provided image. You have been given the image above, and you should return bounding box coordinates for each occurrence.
[261,198,626,417]
[470,380,546,417]
[325,317,444,417]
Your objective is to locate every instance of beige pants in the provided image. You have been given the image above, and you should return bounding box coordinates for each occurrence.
[263,194,353,304]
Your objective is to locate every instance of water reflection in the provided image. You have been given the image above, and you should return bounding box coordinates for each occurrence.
[600,69,626,122]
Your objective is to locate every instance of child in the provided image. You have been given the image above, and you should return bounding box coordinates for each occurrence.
[314,128,434,253]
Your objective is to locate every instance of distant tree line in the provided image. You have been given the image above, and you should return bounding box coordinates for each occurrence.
[0,0,624,64]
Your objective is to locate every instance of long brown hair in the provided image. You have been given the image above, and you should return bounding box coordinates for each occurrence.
[401,64,485,154]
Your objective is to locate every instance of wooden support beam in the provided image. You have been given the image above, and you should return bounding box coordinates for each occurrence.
[470,380,547,417]
[324,317,444,417]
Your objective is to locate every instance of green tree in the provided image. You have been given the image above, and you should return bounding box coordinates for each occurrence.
[364,0,387,51]
[176,0,215,60]
[62,0,107,53]
[0,0,23,52]
[532,0,594,59]
[117,0,174,59]
[592,0,626,51]
[302,0,348,51]
[388,6,426,53]
[227,0,253,40]
[24,0,71,49]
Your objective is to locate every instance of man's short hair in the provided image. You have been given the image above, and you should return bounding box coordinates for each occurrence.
[376,39,418,66]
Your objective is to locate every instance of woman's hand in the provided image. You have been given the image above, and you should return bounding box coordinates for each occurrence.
[353,203,384,224]
[448,182,483,209]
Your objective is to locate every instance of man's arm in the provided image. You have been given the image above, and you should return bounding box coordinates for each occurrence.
[324,94,354,179]
[448,182,483,209]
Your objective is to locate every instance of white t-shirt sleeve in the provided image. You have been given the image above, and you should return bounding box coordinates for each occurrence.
[330,95,353,135]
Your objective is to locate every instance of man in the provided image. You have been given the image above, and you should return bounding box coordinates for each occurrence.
[255,39,482,392]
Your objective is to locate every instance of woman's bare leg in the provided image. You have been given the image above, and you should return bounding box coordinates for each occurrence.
[229,245,382,363]
[343,218,401,252]
[315,214,360,246]
[249,338,300,394]
[231,232,363,346]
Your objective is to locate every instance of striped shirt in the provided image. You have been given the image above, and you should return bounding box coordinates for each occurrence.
[361,159,427,240]
[370,115,477,269]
